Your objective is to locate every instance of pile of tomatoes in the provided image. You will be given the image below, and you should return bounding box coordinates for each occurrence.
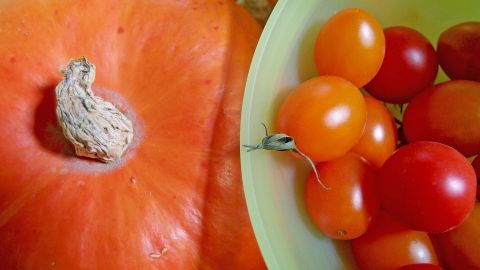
[275,8,480,270]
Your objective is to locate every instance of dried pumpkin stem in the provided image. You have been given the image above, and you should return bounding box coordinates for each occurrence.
[55,57,133,162]
[243,124,330,190]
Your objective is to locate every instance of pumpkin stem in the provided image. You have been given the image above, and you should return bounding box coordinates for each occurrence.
[242,124,330,190]
[55,57,134,162]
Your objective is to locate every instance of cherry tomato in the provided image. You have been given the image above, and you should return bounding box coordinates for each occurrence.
[364,26,438,103]
[432,203,480,270]
[378,141,476,233]
[397,264,444,270]
[471,155,480,200]
[351,96,398,168]
[314,8,385,87]
[437,22,480,82]
[351,213,440,270]
[403,80,480,157]
[304,153,378,240]
[276,76,366,162]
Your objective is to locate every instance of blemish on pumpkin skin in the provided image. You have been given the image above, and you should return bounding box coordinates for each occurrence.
[117,26,124,34]
[204,79,211,85]
[149,247,168,259]
[9,57,16,64]
[213,26,220,31]
[130,176,136,184]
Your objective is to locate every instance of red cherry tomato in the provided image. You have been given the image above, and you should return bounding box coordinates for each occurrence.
[437,22,480,82]
[351,96,398,168]
[403,80,480,157]
[304,153,378,240]
[378,141,476,233]
[432,203,480,269]
[471,155,480,200]
[276,76,366,162]
[397,264,444,270]
[314,8,385,87]
[351,213,440,270]
[364,26,438,104]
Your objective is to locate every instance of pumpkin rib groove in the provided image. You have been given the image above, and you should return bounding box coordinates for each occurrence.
[198,3,265,269]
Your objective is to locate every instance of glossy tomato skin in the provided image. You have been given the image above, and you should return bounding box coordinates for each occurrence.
[378,141,476,233]
[437,22,480,81]
[365,26,438,103]
[304,153,378,240]
[403,80,480,157]
[314,8,385,87]
[351,213,440,270]
[432,203,480,269]
[276,76,366,162]
[397,264,444,270]
[351,96,398,168]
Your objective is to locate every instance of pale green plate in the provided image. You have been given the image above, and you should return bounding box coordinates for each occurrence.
[240,0,480,269]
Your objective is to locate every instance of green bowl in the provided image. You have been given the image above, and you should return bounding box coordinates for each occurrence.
[240,0,480,269]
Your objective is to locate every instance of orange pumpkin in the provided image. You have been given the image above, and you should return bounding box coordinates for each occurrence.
[0,0,264,269]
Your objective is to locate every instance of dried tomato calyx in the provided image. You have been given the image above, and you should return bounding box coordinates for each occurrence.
[243,123,330,190]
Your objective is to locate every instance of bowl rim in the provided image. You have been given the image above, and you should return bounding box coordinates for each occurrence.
[240,0,289,269]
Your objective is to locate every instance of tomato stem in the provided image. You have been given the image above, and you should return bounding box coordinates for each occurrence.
[243,124,330,190]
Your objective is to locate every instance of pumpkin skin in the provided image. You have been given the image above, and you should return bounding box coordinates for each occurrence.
[0,0,264,269]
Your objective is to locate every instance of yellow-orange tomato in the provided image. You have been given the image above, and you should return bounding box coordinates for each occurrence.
[352,96,398,168]
[314,8,385,87]
[305,153,378,240]
[276,76,366,162]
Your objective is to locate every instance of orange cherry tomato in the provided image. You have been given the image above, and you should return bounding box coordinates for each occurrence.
[276,76,366,162]
[351,213,440,270]
[352,96,398,168]
[432,203,480,269]
[304,153,378,240]
[314,8,385,87]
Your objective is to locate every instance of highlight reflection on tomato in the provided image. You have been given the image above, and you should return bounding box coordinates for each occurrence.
[276,76,366,162]
[351,213,439,270]
[314,8,385,87]
[364,26,438,103]
[378,141,476,233]
[304,153,378,240]
[352,96,397,168]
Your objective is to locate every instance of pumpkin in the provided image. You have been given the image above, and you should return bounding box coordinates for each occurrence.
[0,0,264,269]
